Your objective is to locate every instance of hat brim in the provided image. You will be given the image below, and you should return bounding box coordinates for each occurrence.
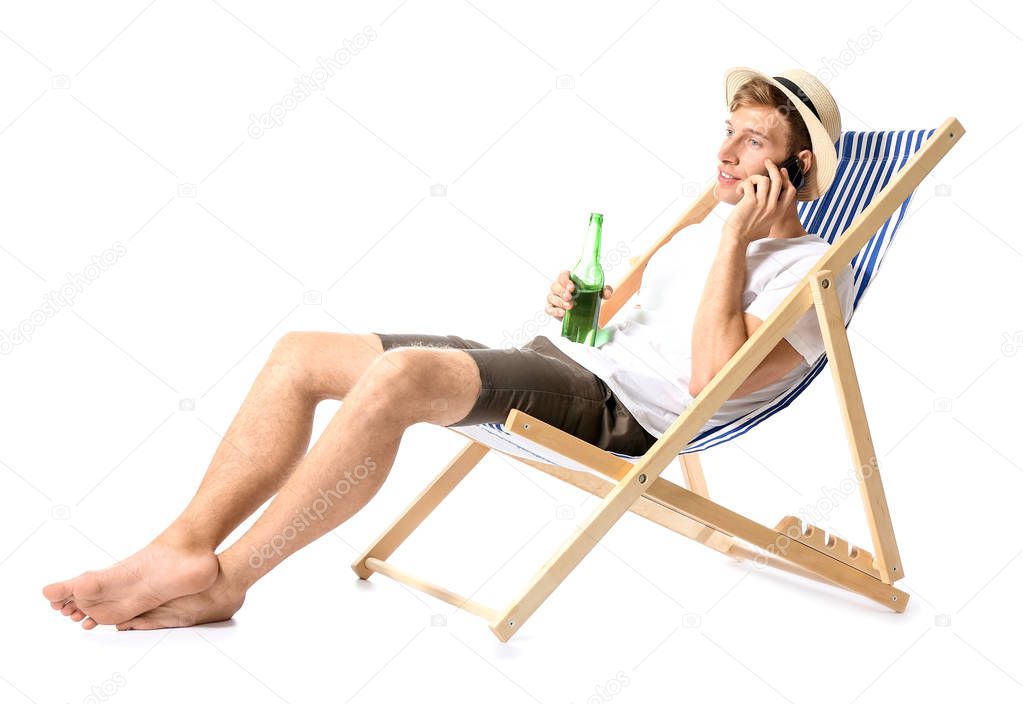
[724,67,838,201]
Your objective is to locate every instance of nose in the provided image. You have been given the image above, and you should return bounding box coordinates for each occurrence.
[718,136,738,166]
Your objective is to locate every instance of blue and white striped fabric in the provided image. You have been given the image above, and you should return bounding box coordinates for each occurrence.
[452,129,935,472]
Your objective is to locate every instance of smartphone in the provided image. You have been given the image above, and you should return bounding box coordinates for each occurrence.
[778,155,804,191]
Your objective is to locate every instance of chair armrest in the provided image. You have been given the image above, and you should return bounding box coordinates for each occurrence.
[598,182,719,327]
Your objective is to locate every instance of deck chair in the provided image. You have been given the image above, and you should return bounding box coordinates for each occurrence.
[352,117,966,642]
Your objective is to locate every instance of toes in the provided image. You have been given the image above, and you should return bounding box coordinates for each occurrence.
[82,617,98,630]
[69,609,86,622]
[42,580,73,603]
[52,598,74,611]
[61,601,78,616]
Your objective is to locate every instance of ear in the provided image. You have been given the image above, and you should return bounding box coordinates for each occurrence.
[797,148,813,176]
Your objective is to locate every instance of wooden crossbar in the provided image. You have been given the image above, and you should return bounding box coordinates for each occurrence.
[364,557,498,621]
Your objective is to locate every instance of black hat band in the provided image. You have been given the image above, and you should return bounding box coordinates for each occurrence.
[772,76,821,122]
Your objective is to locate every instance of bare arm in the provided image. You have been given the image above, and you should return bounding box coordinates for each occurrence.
[688,232,802,399]
[688,232,750,395]
[689,160,804,398]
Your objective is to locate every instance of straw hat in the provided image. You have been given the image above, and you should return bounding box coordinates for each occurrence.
[724,67,842,201]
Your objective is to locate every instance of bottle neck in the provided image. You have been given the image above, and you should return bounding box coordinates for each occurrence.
[580,212,603,262]
[572,212,604,289]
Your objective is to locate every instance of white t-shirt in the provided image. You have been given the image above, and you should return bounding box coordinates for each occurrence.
[547,203,855,440]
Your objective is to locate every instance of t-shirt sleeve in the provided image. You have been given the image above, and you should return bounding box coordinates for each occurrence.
[744,257,855,366]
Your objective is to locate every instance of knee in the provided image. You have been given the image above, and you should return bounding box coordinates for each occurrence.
[362,347,432,397]
[268,331,314,368]
[358,347,481,426]
[266,332,321,395]
[362,347,445,404]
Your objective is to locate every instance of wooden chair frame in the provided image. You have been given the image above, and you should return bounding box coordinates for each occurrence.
[352,117,965,642]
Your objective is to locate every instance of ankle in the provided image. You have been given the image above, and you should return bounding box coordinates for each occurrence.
[154,523,218,554]
[212,562,250,603]
[216,549,261,595]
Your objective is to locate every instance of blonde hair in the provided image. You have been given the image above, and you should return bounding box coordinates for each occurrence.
[729,78,812,155]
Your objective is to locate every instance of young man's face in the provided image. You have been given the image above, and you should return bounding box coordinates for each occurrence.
[714,104,807,205]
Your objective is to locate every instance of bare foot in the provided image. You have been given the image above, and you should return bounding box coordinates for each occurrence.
[116,566,245,631]
[42,538,219,628]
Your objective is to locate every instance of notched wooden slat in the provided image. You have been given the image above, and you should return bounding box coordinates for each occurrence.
[774,515,881,579]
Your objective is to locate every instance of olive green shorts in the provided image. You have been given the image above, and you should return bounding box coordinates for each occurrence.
[372,332,658,457]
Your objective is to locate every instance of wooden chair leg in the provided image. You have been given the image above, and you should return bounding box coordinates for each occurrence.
[679,453,738,557]
[679,453,708,496]
[811,271,903,584]
[352,440,490,579]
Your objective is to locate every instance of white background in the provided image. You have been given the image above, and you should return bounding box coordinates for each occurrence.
[2,0,1021,702]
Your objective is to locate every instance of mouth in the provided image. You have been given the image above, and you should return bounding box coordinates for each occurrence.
[717,170,740,186]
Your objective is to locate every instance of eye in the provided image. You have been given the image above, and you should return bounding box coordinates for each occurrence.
[749,138,761,148]
[725,127,733,136]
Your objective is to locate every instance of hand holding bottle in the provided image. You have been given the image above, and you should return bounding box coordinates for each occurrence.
[546,269,614,320]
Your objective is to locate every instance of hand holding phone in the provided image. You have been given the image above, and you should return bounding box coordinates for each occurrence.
[777,154,805,191]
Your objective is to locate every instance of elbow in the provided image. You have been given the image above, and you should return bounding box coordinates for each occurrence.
[688,377,706,398]
[689,364,714,397]
[690,376,747,401]
[690,365,735,398]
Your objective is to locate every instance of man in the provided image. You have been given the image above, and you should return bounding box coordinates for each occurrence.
[42,67,853,630]
[544,67,853,441]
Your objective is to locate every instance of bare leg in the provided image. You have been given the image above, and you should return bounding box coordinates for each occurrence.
[43,331,389,628]
[161,332,388,547]
[116,345,482,630]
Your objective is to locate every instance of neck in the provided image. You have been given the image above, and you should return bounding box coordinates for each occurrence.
[767,204,808,239]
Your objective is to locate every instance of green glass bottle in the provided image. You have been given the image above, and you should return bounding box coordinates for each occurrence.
[561,212,604,346]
